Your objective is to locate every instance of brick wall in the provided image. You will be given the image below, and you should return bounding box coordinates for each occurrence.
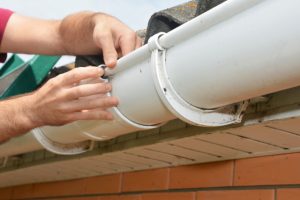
[1,152,300,200]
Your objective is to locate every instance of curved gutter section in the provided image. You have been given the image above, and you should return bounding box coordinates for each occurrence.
[0,133,42,158]
[1,0,300,157]
[162,0,300,108]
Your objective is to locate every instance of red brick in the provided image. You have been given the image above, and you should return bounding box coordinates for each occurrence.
[85,174,121,194]
[0,187,13,200]
[169,161,233,189]
[122,168,168,192]
[98,197,117,200]
[100,195,141,200]
[234,153,300,186]
[277,188,300,200]
[32,179,85,198]
[59,194,140,200]
[119,196,141,200]
[58,198,99,200]
[197,190,274,200]
[141,192,195,200]
[11,184,34,199]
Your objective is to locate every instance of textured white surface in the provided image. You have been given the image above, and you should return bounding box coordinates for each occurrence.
[163,0,300,108]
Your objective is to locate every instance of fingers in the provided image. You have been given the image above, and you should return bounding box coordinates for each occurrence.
[70,109,114,121]
[94,28,118,68]
[65,82,112,100]
[120,32,143,57]
[92,14,143,67]
[61,77,119,115]
[32,64,118,126]
[63,96,118,112]
[58,67,104,86]
[119,31,137,56]
[77,94,106,101]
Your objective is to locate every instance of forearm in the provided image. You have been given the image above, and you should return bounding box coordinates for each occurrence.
[2,11,112,55]
[59,11,101,55]
[1,11,139,66]
[0,94,37,142]
[1,13,65,55]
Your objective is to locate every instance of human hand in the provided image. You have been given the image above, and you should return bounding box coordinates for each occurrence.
[91,13,142,68]
[27,67,118,127]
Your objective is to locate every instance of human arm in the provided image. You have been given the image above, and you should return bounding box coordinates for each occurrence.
[0,10,140,142]
[1,11,142,67]
[0,67,118,142]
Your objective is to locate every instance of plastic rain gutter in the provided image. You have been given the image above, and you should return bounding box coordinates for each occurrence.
[1,0,300,158]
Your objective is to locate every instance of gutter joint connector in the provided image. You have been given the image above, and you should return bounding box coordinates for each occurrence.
[148,32,166,52]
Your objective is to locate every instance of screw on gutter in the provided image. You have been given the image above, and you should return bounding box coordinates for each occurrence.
[98,64,108,79]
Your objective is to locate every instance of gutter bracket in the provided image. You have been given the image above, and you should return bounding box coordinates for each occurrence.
[0,157,8,168]
[150,32,248,127]
[32,128,93,155]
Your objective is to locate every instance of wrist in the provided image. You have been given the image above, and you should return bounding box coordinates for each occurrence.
[59,11,99,55]
[21,93,44,129]
[14,93,43,134]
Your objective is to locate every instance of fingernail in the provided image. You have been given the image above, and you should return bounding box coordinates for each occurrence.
[110,96,118,105]
[105,58,117,68]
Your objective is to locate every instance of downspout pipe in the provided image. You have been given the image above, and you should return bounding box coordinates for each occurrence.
[0,0,300,157]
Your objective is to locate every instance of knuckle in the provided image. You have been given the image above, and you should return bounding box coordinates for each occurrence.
[94,31,110,42]
[63,92,73,100]
[70,71,81,81]
[99,84,111,93]
[103,112,113,120]
[97,99,107,107]
[64,90,77,100]
[130,31,137,38]
[102,99,110,107]
[104,83,112,92]
[96,112,106,119]
[74,87,83,97]
[56,104,66,113]
[124,30,136,40]
[86,100,95,108]
[102,97,116,107]
[69,88,81,99]
[52,74,63,83]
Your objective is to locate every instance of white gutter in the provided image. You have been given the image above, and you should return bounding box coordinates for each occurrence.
[1,0,300,158]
